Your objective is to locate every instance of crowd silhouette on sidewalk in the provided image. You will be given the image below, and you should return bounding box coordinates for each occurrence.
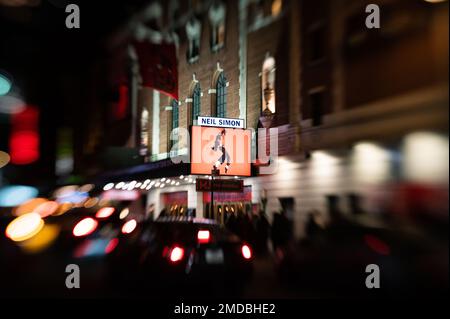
[224,208,293,256]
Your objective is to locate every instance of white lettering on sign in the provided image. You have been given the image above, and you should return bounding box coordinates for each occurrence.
[198,116,245,129]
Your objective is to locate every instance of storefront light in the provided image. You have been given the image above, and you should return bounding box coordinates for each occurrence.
[171,181,175,185]
[175,182,180,186]
[161,178,166,182]
[135,182,142,188]
[352,142,391,184]
[155,182,161,187]
[402,131,449,184]
[180,175,184,179]
[166,179,171,184]
[103,183,114,191]
[127,181,137,190]
[115,182,125,189]
[160,183,165,188]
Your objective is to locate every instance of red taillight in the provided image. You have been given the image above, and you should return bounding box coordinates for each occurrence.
[105,238,119,254]
[169,246,184,263]
[73,217,98,237]
[241,244,252,259]
[197,230,210,244]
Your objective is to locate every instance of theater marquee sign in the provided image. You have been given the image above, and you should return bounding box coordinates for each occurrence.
[190,116,251,176]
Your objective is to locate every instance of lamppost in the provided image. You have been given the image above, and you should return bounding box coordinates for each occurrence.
[211,167,220,218]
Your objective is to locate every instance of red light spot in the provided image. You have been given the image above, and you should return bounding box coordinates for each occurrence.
[105,238,119,254]
[169,246,184,263]
[9,106,39,165]
[364,234,391,255]
[241,244,252,259]
[9,131,39,165]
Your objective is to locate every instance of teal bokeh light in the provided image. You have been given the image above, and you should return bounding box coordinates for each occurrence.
[0,74,12,96]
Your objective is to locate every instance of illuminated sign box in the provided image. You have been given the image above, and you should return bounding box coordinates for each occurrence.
[196,179,244,192]
[198,116,245,129]
[191,126,251,177]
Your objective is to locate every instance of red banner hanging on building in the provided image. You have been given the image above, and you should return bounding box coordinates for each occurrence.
[132,40,178,100]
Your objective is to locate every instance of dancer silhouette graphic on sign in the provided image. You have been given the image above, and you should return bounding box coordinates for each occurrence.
[211,129,231,173]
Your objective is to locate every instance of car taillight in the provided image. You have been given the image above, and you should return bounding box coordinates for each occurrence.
[105,238,119,254]
[197,230,210,244]
[241,244,252,260]
[169,246,184,263]
[73,217,98,237]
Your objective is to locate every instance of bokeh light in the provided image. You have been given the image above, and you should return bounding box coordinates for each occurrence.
[14,197,47,216]
[0,185,39,207]
[34,201,59,218]
[5,212,44,242]
[95,207,115,219]
[0,73,11,96]
[73,217,98,237]
[0,151,10,168]
[0,95,26,114]
[19,224,60,253]
[121,219,137,234]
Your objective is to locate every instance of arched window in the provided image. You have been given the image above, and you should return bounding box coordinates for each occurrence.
[170,99,179,150]
[261,55,276,114]
[192,82,201,124]
[216,72,227,117]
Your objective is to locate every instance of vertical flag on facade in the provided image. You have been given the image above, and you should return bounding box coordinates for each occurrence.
[132,40,178,100]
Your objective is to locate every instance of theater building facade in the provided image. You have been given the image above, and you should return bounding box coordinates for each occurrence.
[91,0,448,239]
